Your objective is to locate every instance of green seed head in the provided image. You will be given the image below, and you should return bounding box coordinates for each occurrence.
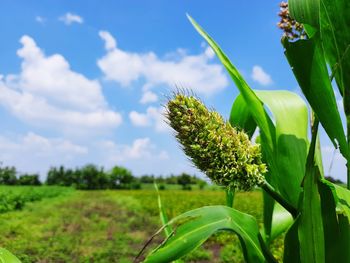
[166,92,267,191]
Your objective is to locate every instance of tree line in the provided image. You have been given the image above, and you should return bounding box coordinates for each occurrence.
[0,164,207,190]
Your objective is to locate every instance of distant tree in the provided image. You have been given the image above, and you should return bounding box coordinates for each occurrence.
[140,175,155,184]
[165,174,178,184]
[325,176,344,185]
[0,166,17,185]
[18,174,41,186]
[108,166,135,189]
[46,166,75,186]
[190,175,208,188]
[75,164,108,190]
[177,173,192,190]
[155,176,165,184]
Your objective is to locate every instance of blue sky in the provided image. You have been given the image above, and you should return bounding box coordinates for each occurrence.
[0,0,346,181]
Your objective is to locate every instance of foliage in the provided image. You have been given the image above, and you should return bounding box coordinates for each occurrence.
[73,164,108,190]
[177,173,192,190]
[108,166,135,189]
[141,1,350,262]
[0,165,17,185]
[17,174,41,186]
[0,186,72,213]
[46,166,75,186]
[45,165,207,190]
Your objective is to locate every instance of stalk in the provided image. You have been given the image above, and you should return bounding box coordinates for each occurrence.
[261,181,298,218]
[347,117,350,189]
[225,189,235,208]
[343,89,350,189]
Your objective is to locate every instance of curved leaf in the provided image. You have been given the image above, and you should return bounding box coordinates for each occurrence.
[189,15,308,209]
[284,217,301,263]
[144,206,267,263]
[298,119,325,263]
[256,90,308,207]
[229,94,257,138]
[188,14,276,157]
[320,0,350,97]
[318,180,350,262]
[319,0,350,187]
[154,182,172,237]
[289,0,320,27]
[0,248,21,263]
[283,35,348,159]
[230,91,306,240]
[269,203,293,242]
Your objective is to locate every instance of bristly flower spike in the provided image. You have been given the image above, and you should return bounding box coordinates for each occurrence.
[165,92,267,191]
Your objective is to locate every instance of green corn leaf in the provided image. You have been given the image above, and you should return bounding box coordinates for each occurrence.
[0,248,21,263]
[154,182,172,237]
[255,90,308,207]
[144,206,270,263]
[266,203,293,242]
[283,35,348,159]
[230,91,305,241]
[338,215,350,262]
[230,91,308,207]
[320,0,350,97]
[318,180,350,262]
[322,179,350,220]
[283,217,301,263]
[189,15,308,209]
[334,184,350,219]
[297,119,325,263]
[259,201,294,244]
[262,191,275,243]
[289,0,320,27]
[229,94,257,138]
[187,14,276,157]
[229,96,275,241]
[319,1,350,191]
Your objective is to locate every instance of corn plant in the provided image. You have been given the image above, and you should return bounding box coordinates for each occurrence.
[140,0,350,262]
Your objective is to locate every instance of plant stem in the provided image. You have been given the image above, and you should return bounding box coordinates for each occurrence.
[261,181,298,218]
[344,80,350,189]
[225,189,235,208]
[347,119,350,189]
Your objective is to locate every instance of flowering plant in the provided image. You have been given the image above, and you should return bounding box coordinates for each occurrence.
[140,1,350,262]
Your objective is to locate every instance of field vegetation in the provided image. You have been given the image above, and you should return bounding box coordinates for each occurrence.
[0,185,275,262]
[1,0,350,262]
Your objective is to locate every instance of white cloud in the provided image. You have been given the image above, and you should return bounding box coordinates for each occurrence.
[97,31,229,96]
[251,65,273,86]
[140,90,158,104]
[125,138,153,159]
[99,31,117,51]
[0,35,122,133]
[129,111,150,127]
[97,137,166,162]
[129,106,169,132]
[204,46,215,59]
[35,16,46,24]
[0,132,87,178]
[59,12,83,25]
[0,132,175,179]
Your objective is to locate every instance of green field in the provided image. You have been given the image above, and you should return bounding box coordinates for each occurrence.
[0,186,283,262]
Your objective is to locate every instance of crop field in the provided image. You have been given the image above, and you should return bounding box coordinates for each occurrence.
[0,186,73,213]
[0,186,284,262]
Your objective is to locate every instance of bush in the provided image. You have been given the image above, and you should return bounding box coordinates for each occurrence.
[18,174,41,186]
[0,166,17,185]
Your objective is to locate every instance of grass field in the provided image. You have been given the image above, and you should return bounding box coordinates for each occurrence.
[0,186,283,262]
